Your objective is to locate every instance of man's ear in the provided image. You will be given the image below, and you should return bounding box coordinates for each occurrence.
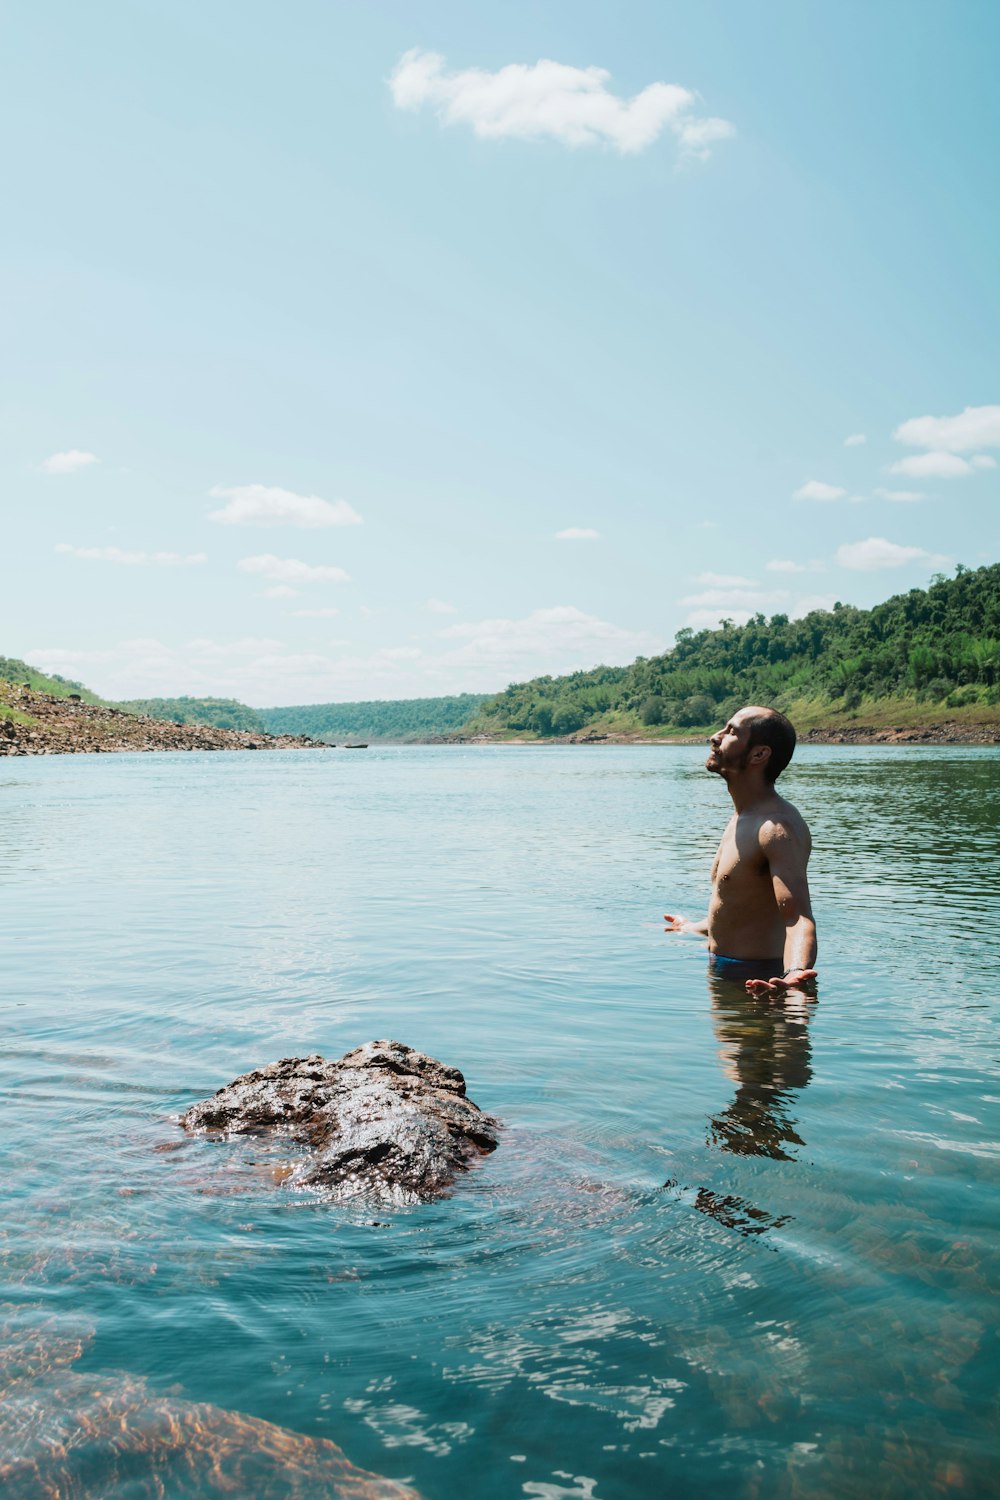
[750,743,772,770]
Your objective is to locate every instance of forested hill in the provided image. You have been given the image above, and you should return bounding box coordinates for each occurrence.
[259,693,488,741]
[462,563,1000,738]
[0,664,486,738]
[0,656,104,703]
[0,666,264,734]
[7,563,998,743]
[114,696,266,732]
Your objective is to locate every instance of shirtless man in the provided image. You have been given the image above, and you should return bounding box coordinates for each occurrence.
[664,706,817,996]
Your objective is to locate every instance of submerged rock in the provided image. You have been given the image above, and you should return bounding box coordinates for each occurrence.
[180,1041,500,1204]
[1,1370,420,1499]
[0,1309,420,1499]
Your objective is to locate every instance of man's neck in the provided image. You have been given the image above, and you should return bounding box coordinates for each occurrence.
[725,771,775,814]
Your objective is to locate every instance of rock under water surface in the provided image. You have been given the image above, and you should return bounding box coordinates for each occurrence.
[0,1309,420,1499]
[180,1041,500,1203]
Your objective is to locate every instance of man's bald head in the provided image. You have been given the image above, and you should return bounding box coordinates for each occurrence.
[739,706,796,783]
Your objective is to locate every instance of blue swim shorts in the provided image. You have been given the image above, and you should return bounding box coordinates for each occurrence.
[708,953,783,984]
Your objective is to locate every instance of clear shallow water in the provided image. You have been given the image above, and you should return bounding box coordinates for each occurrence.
[1,744,998,1499]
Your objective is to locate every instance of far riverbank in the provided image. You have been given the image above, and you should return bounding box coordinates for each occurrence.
[5,680,999,755]
[0,683,328,756]
[456,720,1000,748]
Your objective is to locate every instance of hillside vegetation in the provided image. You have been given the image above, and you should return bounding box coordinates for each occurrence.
[0,680,323,756]
[114,696,267,732]
[259,693,489,741]
[0,655,104,704]
[7,564,999,743]
[462,564,1000,739]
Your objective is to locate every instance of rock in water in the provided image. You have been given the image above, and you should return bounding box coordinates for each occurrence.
[0,1370,421,1499]
[179,1041,500,1204]
[0,1310,421,1498]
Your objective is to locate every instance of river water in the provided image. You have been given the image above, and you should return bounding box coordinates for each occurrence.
[1,745,997,1499]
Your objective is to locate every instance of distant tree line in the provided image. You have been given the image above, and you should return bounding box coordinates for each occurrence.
[463,564,1000,736]
[7,564,998,741]
[115,696,267,732]
[259,693,489,741]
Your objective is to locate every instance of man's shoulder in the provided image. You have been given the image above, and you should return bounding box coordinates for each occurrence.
[756,796,809,847]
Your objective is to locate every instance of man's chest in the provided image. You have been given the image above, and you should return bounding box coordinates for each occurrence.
[711,823,769,890]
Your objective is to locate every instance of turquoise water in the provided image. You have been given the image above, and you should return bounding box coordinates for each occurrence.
[2,745,998,1498]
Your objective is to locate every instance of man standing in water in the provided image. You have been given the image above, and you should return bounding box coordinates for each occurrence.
[664,706,817,995]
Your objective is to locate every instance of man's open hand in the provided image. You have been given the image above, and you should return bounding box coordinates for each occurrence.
[664,913,700,934]
[745,968,818,996]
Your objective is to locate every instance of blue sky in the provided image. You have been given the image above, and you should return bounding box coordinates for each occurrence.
[3,0,998,705]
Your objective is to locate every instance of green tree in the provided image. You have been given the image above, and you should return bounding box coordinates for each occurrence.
[532,701,554,735]
[552,701,586,735]
[675,693,715,726]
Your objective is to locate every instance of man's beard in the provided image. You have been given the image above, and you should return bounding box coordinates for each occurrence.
[706,747,751,776]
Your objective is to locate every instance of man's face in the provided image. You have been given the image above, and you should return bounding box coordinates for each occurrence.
[706,711,754,777]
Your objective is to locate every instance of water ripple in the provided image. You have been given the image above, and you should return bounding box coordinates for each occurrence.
[1,746,998,1499]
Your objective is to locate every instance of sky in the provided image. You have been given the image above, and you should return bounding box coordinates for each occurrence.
[2,0,998,706]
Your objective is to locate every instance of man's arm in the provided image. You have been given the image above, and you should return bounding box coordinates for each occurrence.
[664,913,710,936]
[745,821,817,995]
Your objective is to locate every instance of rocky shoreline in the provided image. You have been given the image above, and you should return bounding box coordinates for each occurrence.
[5,682,998,755]
[459,721,1000,747]
[801,722,1000,746]
[0,684,328,756]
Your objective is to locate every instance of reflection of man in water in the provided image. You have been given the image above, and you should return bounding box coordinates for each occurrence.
[664,706,817,994]
[707,972,814,1160]
[678,974,815,1235]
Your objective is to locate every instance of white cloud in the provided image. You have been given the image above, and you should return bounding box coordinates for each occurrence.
[874,487,925,502]
[435,605,663,677]
[41,449,99,474]
[843,433,867,447]
[389,49,734,158]
[26,637,292,702]
[791,594,839,617]
[555,527,601,540]
[835,536,948,571]
[683,609,747,630]
[766,559,826,574]
[237,554,350,584]
[681,586,789,623]
[425,598,458,614]
[261,585,298,600]
[887,405,1000,478]
[793,479,846,501]
[888,451,973,479]
[682,584,838,630]
[55,543,207,566]
[674,115,736,160]
[26,605,664,703]
[846,494,866,504]
[291,607,341,618]
[696,571,756,587]
[208,483,362,529]
[893,404,1000,453]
